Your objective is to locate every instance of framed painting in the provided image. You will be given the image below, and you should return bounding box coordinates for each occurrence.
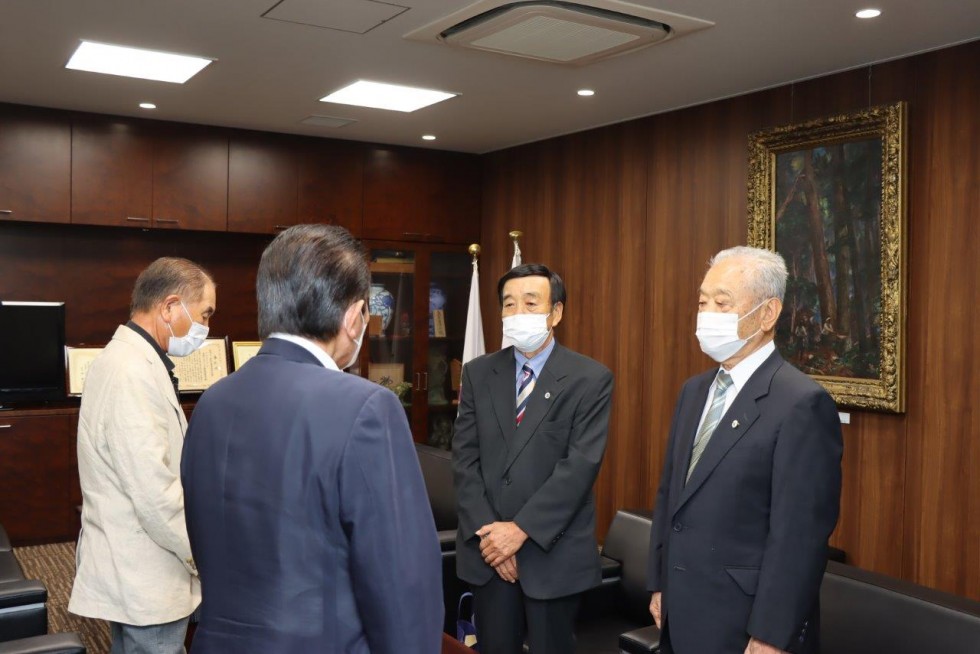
[747,101,907,412]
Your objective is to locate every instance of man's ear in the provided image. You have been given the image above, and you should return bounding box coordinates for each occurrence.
[762,298,782,331]
[344,300,366,336]
[160,294,182,323]
[550,302,564,328]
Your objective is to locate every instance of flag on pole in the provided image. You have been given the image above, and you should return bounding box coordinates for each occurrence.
[501,234,523,349]
[462,256,485,365]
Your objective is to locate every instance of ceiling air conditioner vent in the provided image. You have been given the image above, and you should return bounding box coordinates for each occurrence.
[405,1,713,66]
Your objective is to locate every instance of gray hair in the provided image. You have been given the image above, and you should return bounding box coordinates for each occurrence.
[257,224,369,341]
[708,246,788,303]
[131,257,214,315]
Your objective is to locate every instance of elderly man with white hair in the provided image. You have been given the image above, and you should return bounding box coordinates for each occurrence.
[647,246,843,654]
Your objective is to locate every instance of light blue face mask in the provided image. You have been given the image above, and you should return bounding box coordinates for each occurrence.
[166,301,209,357]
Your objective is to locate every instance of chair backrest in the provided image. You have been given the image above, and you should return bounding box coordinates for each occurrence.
[600,509,654,626]
[821,561,980,654]
[415,444,458,531]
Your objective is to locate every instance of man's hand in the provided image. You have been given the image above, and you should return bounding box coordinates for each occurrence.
[744,637,786,654]
[494,555,519,583]
[476,521,528,567]
[649,592,662,629]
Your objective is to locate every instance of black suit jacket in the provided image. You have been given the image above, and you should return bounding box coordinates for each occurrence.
[452,343,613,599]
[182,339,443,653]
[648,349,842,654]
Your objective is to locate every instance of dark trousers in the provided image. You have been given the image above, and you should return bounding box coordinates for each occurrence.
[472,575,581,654]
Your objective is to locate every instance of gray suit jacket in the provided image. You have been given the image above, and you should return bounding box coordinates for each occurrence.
[452,343,613,599]
[648,349,843,654]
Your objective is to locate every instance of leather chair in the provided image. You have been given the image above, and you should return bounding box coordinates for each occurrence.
[576,510,660,653]
[0,547,46,644]
[821,560,980,653]
[0,634,86,654]
[415,444,466,636]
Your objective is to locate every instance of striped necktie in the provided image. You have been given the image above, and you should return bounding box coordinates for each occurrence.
[516,364,535,426]
[686,370,734,482]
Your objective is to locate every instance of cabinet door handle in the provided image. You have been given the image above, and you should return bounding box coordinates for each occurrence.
[402,232,437,241]
[274,224,290,231]
[0,209,13,215]
[156,218,179,225]
[0,424,12,430]
[126,216,150,223]
[422,372,429,391]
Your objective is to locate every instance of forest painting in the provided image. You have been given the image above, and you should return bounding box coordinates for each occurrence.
[748,102,907,412]
[774,139,882,379]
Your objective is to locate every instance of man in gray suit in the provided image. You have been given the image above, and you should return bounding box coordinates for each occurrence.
[648,246,843,654]
[453,263,614,654]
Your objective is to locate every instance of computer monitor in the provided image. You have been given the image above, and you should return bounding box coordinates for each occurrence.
[0,301,67,405]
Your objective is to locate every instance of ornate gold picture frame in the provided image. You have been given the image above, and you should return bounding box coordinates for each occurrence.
[748,101,907,413]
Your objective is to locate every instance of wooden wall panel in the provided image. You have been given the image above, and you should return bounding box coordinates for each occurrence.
[0,221,270,345]
[481,40,980,600]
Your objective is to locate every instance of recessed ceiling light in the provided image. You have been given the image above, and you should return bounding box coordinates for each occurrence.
[139,102,156,110]
[319,80,456,113]
[855,8,881,19]
[66,40,213,84]
[422,135,437,141]
[577,89,596,97]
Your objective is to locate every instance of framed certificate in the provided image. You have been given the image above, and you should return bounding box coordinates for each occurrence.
[66,346,105,396]
[232,341,263,370]
[168,337,229,393]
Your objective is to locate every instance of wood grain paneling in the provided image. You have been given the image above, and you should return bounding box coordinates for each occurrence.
[482,40,980,600]
[228,133,299,234]
[71,116,154,227]
[0,105,70,224]
[153,124,228,231]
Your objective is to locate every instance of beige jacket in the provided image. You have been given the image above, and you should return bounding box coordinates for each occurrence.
[69,325,201,625]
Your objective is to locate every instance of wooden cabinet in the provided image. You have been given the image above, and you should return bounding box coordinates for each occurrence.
[0,106,71,224]
[355,244,473,449]
[0,412,76,545]
[152,125,228,232]
[362,146,481,244]
[71,117,154,227]
[73,117,229,231]
[228,134,298,234]
[298,140,363,236]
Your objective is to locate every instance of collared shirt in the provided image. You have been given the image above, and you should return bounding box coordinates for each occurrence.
[514,335,557,399]
[694,340,776,436]
[125,320,179,400]
[267,333,340,371]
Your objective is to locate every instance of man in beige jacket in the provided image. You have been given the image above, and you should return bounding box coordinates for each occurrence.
[70,257,215,654]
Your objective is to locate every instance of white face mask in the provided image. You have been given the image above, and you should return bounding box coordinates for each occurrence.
[343,309,369,370]
[502,312,551,354]
[166,301,209,357]
[695,300,768,363]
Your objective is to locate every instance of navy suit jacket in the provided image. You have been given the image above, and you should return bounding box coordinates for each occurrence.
[648,349,842,654]
[453,343,613,599]
[181,338,442,653]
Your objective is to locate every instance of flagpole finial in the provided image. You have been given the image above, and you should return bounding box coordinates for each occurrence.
[509,230,523,242]
[468,243,481,262]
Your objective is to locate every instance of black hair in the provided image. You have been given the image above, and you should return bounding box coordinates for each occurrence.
[497,263,566,307]
[256,224,369,341]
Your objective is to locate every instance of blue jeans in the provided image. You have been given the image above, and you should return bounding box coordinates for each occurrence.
[109,616,189,654]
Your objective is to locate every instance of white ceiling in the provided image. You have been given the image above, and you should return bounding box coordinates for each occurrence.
[0,0,977,154]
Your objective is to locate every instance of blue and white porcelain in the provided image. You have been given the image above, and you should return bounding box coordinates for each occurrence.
[369,284,395,331]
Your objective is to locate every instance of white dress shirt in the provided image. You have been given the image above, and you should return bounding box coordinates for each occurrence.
[268,333,340,371]
[694,340,776,436]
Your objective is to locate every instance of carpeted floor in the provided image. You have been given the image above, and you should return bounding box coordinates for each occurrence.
[13,541,111,654]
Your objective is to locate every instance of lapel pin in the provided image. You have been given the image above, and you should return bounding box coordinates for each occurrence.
[544,392,551,399]
[731,420,740,429]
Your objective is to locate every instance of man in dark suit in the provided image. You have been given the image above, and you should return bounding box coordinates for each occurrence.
[648,246,843,654]
[453,263,614,654]
[181,225,442,653]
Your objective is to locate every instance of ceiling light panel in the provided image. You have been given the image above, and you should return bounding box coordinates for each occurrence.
[320,80,456,112]
[66,41,213,84]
